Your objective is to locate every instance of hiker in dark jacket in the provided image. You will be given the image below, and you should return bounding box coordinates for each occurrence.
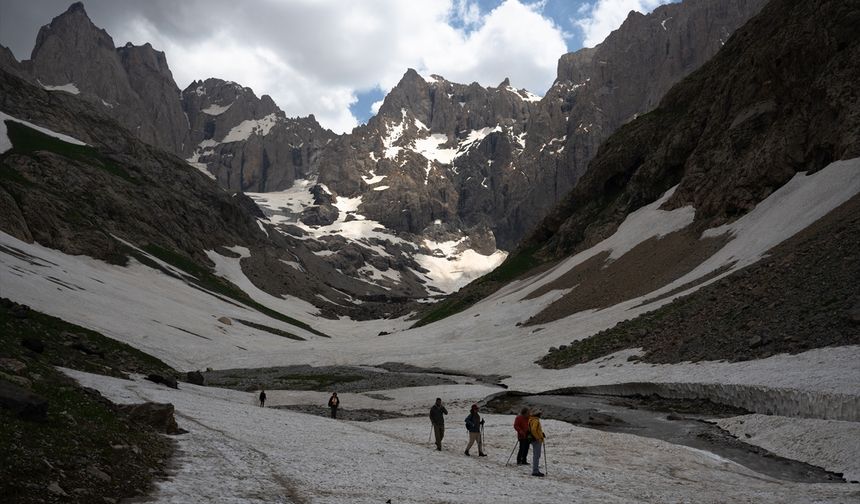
[513,407,530,464]
[429,397,448,450]
[259,389,267,407]
[464,404,486,456]
[328,392,340,418]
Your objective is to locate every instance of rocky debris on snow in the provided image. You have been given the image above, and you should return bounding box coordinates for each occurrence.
[201,364,473,393]
[539,192,860,368]
[116,402,185,435]
[275,404,412,422]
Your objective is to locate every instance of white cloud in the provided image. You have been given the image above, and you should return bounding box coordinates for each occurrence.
[370,100,384,115]
[576,0,674,47]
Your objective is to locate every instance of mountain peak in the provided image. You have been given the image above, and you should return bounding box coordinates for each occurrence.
[67,2,87,14]
[498,77,511,88]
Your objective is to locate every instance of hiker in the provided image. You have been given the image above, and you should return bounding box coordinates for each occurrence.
[464,404,486,456]
[429,397,448,450]
[514,407,530,465]
[529,409,546,477]
[259,389,267,407]
[328,392,340,419]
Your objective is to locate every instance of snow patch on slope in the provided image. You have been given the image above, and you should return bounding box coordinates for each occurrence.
[202,103,232,115]
[40,81,80,94]
[1,111,87,154]
[223,113,279,142]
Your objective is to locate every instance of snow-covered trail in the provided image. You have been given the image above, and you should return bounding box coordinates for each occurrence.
[65,370,859,503]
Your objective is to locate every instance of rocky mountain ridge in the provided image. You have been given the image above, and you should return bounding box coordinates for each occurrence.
[0,0,769,314]
[0,0,767,254]
[417,0,860,345]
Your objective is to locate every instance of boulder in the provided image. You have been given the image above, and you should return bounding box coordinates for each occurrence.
[0,380,48,420]
[300,204,339,226]
[21,337,45,353]
[0,357,27,374]
[145,374,178,389]
[185,370,205,386]
[115,402,184,435]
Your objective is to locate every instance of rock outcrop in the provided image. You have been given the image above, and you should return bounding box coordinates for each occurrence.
[182,78,336,192]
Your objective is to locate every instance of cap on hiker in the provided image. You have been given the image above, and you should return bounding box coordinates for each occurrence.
[471,404,479,411]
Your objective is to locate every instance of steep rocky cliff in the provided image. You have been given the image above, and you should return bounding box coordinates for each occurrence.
[525,0,859,260]
[182,78,336,192]
[415,0,859,328]
[22,2,188,153]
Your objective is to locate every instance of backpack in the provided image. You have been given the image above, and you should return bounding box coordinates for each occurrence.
[465,416,475,431]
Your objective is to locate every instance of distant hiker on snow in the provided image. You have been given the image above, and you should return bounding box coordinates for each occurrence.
[513,407,530,465]
[259,389,267,408]
[429,397,448,450]
[328,392,340,419]
[464,404,486,457]
[529,409,546,477]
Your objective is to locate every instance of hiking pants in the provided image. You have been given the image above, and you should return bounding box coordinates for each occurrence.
[433,424,444,448]
[466,432,482,453]
[517,438,530,464]
[330,407,338,419]
[531,441,542,474]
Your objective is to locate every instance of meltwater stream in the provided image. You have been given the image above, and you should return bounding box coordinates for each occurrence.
[486,393,845,484]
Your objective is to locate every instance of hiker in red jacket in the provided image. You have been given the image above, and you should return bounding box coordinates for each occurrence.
[513,407,530,465]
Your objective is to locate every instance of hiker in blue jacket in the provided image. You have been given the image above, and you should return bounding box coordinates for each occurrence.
[464,404,486,456]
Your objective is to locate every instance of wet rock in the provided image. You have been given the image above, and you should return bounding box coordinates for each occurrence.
[217,316,232,325]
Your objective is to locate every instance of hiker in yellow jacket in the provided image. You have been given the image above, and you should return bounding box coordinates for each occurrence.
[528,410,546,477]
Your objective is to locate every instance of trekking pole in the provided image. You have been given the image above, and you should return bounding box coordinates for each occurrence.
[505,439,518,466]
[543,441,548,476]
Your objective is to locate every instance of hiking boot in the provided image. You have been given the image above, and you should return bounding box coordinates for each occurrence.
[464,450,470,456]
[436,445,441,451]
[478,452,487,457]
[532,471,545,477]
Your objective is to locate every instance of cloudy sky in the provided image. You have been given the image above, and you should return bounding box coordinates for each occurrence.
[0,0,674,133]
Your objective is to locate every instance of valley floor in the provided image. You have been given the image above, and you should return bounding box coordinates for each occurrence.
[64,369,860,503]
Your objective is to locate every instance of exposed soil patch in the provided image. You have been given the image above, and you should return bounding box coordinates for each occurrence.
[486,392,845,484]
[524,229,729,325]
[202,364,461,393]
[539,193,860,367]
[274,404,415,422]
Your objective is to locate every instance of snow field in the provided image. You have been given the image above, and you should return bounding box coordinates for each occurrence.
[716,414,860,482]
[63,369,860,503]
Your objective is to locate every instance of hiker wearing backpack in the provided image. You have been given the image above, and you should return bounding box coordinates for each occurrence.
[514,407,530,465]
[464,404,486,456]
[328,392,340,419]
[529,409,546,477]
[429,398,448,450]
